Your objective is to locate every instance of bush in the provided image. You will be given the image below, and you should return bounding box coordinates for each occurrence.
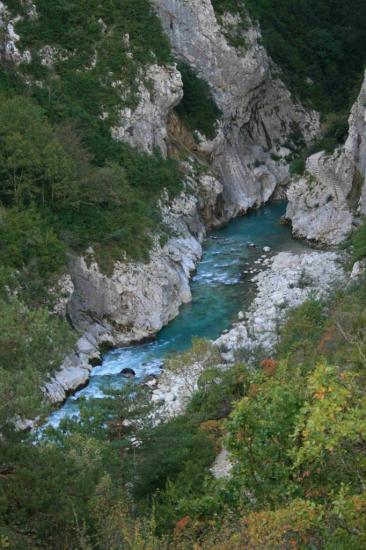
[351,218,366,262]
[289,157,306,175]
[0,206,66,298]
[0,296,75,435]
[131,415,215,502]
[175,61,222,139]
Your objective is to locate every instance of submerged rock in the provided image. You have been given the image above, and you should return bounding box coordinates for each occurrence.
[121,368,136,379]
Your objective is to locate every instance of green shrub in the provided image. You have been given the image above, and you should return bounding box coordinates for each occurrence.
[277,299,325,366]
[175,61,222,139]
[351,218,366,262]
[0,206,66,298]
[132,415,215,501]
[289,157,306,175]
[187,364,248,421]
[0,296,75,435]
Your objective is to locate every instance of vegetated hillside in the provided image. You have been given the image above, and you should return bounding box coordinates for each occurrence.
[0,0,181,299]
[2,230,366,548]
[0,1,185,518]
[213,0,366,113]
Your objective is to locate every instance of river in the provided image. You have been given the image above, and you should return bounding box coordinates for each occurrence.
[48,202,308,427]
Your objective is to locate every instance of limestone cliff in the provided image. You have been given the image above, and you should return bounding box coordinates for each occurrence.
[111,63,183,156]
[3,0,320,403]
[153,0,319,218]
[46,174,223,403]
[286,72,366,245]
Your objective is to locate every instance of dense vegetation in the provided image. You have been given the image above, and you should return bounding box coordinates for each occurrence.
[213,0,366,113]
[2,269,366,548]
[175,62,222,140]
[0,0,182,288]
[2,1,366,548]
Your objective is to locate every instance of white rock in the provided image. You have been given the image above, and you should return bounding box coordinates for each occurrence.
[111,64,183,156]
[286,71,366,245]
[215,251,346,358]
[350,260,366,280]
[154,0,319,219]
[211,448,233,480]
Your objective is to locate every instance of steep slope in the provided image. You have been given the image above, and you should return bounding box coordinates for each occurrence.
[286,72,366,245]
[0,1,320,402]
[154,0,319,218]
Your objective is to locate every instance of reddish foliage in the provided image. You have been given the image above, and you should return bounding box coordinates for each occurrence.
[318,326,336,354]
[175,516,191,533]
[248,383,260,397]
[260,358,279,376]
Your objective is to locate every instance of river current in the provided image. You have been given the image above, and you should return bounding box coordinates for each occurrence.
[49,202,308,427]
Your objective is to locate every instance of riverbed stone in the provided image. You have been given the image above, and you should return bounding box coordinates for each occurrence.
[286,71,366,245]
[216,251,346,361]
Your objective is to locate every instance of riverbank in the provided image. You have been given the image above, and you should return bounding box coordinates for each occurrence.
[47,202,309,426]
[151,249,346,417]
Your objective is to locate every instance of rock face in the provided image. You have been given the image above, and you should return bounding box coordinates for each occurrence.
[44,333,102,404]
[0,1,33,64]
[111,64,183,156]
[286,72,366,245]
[67,180,224,347]
[153,0,319,218]
[68,235,202,347]
[45,1,321,402]
[45,176,223,403]
[216,251,345,361]
[150,250,345,417]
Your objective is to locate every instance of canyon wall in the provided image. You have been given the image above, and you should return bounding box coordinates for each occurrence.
[153,0,319,217]
[286,72,366,245]
[0,1,320,402]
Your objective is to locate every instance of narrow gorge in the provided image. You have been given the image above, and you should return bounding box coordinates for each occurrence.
[1,1,366,548]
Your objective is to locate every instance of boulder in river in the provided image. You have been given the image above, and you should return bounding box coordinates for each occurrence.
[121,368,136,379]
[263,246,271,253]
[247,242,256,249]
[143,374,159,389]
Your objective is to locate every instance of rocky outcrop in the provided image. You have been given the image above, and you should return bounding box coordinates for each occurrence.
[153,0,319,218]
[286,72,366,245]
[67,176,224,347]
[0,1,33,64]
[211,449,233,480]
[44,0,322,403]
[45,174,223,404]
[216,251,345,361]
[111,64,183,156]
[150,250,345,417]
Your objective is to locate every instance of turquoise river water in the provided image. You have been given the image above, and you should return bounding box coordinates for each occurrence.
[49,202,308,427]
